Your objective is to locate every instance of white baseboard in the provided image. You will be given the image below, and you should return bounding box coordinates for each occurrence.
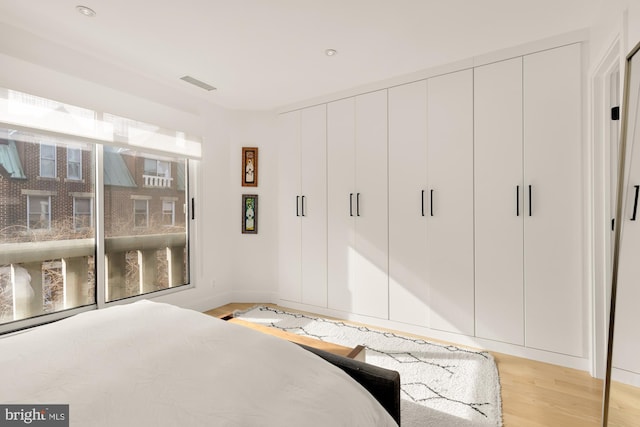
[612,367,640,387]
[278,299,591,372]
[229,290,278,304]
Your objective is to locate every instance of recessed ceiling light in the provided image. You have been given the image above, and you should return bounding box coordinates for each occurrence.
[325,49,337,57]
[76,5,96,17]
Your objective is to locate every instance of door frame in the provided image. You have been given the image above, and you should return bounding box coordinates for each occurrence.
[590,36,623,379]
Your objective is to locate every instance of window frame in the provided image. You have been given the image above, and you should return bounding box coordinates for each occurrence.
[1,143,195,335]
[162,200,175,226]
[0,91,200,335]
[67,147,83,180]
[133,198,150,228]
[144,158,171,178]
[39,143,57,178]
[73,196,93,230]
[27,194,51,230]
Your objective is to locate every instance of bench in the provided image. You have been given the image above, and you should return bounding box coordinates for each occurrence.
[218,312,366,362]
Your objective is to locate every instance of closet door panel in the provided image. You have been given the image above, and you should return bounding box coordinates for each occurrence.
[388,81,429,326]
[277,111,302,302]
[523,43,583,357]
[354,90,389,319]
[426,69,475,335]
[300,105,328,307]
[327,98,356,312]
[474,58,525,345]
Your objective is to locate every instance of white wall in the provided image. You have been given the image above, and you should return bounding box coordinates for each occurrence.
[224,110,280,303]
[155,103,238,312]
[155,104,283,311]
[590,0,640,63]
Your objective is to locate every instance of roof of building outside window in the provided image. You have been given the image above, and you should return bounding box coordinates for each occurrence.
[104,146,136,187]
[176,161,185,191]
[0,140,26,179]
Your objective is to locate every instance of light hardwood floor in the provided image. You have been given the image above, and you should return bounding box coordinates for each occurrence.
[205,303,628,427]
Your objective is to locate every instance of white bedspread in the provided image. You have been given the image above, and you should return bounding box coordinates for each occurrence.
[0,300,397,426]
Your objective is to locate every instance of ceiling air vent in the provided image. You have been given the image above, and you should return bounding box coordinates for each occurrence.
[180,76,217,91]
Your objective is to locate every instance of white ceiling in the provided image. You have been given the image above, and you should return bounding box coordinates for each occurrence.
[0,0,605,111]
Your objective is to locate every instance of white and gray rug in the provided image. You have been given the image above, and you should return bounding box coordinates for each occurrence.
[235,306,502,427]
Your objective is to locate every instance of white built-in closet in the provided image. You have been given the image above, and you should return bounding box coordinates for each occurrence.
[326,90,389,320]
[278,105,327,307]
[474,44,583,357]
[278,41,584,361]
[388,70,475,337]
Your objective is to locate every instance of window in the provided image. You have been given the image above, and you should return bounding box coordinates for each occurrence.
[27,195,51,230]
[40,144,56,178]
[106,150,189,302]
[0,90,196,331]
[133,199,149,228]
[162,200,175,226]
[67,148,82,180]
[73,197,93,230]
[2,138,95,326]
[144,159,171,178]
[143,158,172,188]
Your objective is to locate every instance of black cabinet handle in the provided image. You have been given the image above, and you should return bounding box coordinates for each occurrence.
[296,196,300,217]
[528,185,532,217]
[516,185,520,217]
[356,193,361,217]
[301,196,306,217]
[430,189,434,217]
[421,190,425,217]
[632,185,640,221]
[191,198,195,220]
[349,193,354,217]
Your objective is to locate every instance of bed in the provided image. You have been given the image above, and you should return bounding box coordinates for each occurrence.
[0,300,399,426]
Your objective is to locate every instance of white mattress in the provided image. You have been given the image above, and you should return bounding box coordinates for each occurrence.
[0,300,397,426]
